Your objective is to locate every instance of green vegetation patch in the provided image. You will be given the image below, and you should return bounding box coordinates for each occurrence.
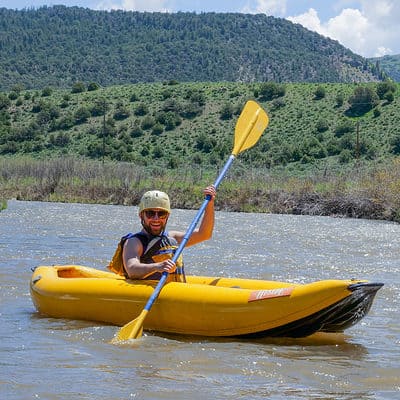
[1,80,399,173]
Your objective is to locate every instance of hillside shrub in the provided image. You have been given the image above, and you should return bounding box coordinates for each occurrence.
[314,86,326,100]
[180,101,203,118]
[113,104,130,120]
[134,103,148,116]
[0,94,11,109]
[130,93,139,102]
[335,119,354,137]
[162,98,181,113]
[272,97,285,109]
[377,80,396,99]
[384,91,394,103]
[220,103,234,120]
[339,149,353,163]
[141,115,155,130]
[42,87,53,97]
[335,92,344,107]
[316,118,329,133]
[390,135,400,155]
[347,86,379,116]
[71,82,86,93]
[74,107,91,123]
[130,124,143,138]
[8,91,18,100]
[258,82,286,101]
[87,82,100,91]
[151,123,164,136]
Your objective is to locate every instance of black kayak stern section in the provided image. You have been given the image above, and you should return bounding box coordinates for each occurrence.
[238,282,384,339]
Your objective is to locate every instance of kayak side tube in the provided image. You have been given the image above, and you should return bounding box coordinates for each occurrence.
[30,265,383,338]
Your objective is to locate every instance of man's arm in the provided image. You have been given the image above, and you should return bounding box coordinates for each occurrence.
[171,185,216,247]
[123,237,176,279]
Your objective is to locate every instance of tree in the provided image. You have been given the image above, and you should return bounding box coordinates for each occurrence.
[162,98,181,113]
[258,82,285,101]
[86,141,105,158]
[71,82,86,94]
[220,102,233,120]
[36,104,60,125]
[130,124,143,138]
[141,115,155,130]
[8,91,18,100]
[334,119,354,137]
[49,132,70,147]
[390,135,400,155]
[161,88,173,99]
[376,80,396,100]
[188,90,206,106]
[41,87,53,97]
[335,92,344,107]
[384,91,394,103]
[314,85,326,100]
[316,118,329,133]
[0,94,11,110]
[347,86,379,116]
[56,114,75,130]
[180,101,203,118]
[11,84,24,94]
[74,106,91,123]
[151,123,164,136]
[152,144,164,158]
[196,133,216,152]
[130,93,139,102]
[87,82,100,91]
[157,111,181,130]
[272,97,285,109]
[373,107,381,118]
[134,102,149,116]
[339,149,353,164]
[91,101,108,117]
[113,103,130,120]
[0,109,11,127]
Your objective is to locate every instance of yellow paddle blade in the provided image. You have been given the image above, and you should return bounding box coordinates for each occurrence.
[233,100,269,156]
[111,310,147,343]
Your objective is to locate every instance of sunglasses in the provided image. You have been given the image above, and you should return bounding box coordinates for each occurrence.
[144,209,169,219]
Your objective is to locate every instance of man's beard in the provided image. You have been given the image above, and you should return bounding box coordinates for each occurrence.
[141,219,166,236]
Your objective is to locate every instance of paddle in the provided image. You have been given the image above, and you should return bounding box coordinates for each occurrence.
[111,100,269,343]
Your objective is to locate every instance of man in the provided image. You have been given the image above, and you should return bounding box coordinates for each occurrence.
[109,186,216,281]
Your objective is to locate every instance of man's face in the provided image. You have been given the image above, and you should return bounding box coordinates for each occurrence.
[141,209,169,236]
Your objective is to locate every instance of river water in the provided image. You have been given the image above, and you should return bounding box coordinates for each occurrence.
[0,200,399,400]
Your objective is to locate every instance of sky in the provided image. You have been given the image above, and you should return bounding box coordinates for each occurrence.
[1,0,399,58]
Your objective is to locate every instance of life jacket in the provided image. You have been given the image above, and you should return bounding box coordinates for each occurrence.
[107,231,184,282]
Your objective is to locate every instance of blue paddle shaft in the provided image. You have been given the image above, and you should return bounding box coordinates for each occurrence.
[143,154,236,311]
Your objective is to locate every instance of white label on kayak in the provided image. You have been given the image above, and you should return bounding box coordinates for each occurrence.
[248,287,294,302]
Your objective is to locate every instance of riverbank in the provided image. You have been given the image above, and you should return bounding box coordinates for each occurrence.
[1,156,400,223]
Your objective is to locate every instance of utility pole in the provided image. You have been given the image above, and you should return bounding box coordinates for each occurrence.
[356,121,360,163]
[102,99,106,165]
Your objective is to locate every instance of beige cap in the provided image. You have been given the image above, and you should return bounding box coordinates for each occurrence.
[139,190,170,213]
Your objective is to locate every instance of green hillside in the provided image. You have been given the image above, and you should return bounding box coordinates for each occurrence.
[370,55,400,82]
[0,6,384,90]
[1,80,399,172]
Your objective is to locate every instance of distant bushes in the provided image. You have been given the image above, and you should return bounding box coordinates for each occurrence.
[1,156,400,222]
[71,81,100,93]
[0,80,398,171]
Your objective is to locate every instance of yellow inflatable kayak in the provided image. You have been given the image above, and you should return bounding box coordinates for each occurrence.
[30,265,383,338]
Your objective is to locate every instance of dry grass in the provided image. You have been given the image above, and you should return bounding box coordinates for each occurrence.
[1,156,400,222]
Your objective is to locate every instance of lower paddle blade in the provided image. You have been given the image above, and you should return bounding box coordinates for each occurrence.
[233,100,269,155]
[111,310,147,343]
